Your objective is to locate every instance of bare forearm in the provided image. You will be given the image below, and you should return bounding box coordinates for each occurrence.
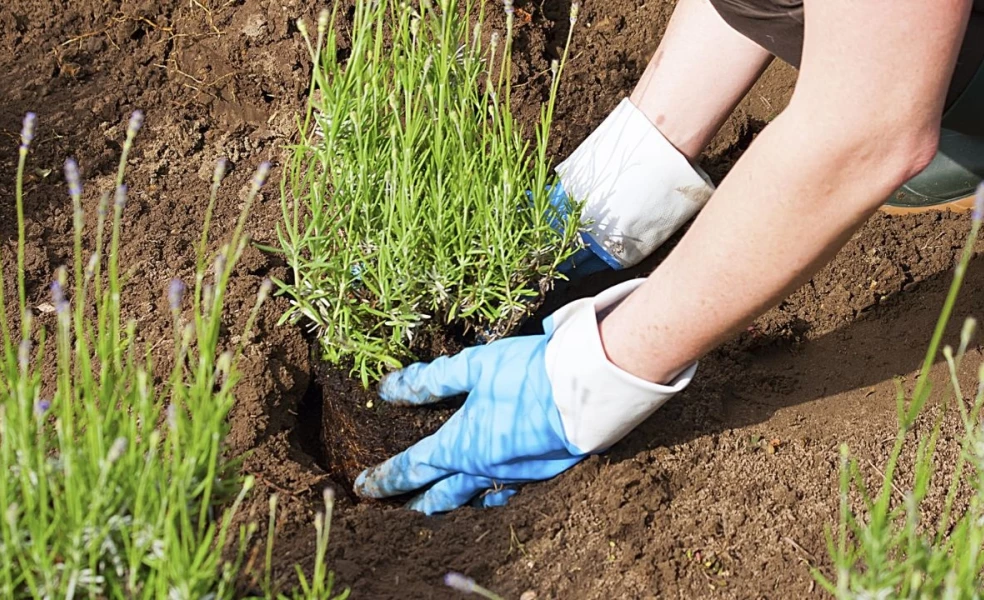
[598,110,925,383]
[599,0,969,385]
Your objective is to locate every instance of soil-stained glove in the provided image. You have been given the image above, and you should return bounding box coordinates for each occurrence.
[353,280,697,514]
[555,98,716,273]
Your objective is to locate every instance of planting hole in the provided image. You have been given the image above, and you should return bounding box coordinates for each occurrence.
[301,339,461,503]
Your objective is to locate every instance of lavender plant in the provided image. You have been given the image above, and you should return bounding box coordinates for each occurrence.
[277,0,582,384]
[0,113,344,599]
[818,184,984,598]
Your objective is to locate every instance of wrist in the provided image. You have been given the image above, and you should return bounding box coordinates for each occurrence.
[597,294,684,385]
[544,280,697,453]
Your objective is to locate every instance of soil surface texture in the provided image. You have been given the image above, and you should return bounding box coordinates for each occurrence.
[2,0,982,598]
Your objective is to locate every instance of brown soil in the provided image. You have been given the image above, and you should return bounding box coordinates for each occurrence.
[1,0,981,599]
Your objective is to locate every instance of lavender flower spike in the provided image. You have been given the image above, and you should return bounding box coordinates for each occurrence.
[213,157,229,187]
[444,572,478,594]
[502,0,515,15]
[127,110,145,137]
[50,280,69,315]
[20,112,36,151]
[252,161,272,190]
[973,181,984,223]
[114,184,127,210]
[34,399,51,416]
[168,279,186,312]
[64,159,82,199]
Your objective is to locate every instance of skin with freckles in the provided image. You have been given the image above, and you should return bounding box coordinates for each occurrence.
[601,0,972,384]
[629,0,773,160]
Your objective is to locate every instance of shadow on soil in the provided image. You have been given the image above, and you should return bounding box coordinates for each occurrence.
[523,233,984,465]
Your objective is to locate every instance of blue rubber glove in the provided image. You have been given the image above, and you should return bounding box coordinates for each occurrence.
[545,183,621,282]
[354,280,696,514]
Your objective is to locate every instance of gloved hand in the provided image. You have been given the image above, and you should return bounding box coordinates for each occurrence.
[551,98,716,278]
[546,183,621,281]
[354,280,697,514]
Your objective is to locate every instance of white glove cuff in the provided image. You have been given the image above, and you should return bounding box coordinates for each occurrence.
[544,279,697,454]
[556,98,715,268]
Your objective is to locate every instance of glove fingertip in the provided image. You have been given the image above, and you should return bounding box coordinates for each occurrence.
[353,466,388,499]
[405,492,451,516]
[478,488,517,508]
[378,367,424,404]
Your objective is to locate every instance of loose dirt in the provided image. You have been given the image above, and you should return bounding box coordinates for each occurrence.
[2,0,982,598]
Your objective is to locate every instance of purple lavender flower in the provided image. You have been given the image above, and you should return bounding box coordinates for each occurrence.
[502,0,514,15]
[34,399,51,416]
[20,112,36,151]
[64,159,82,199]
[168,279,186,312]
[127,110,144,137]
[973,182,984,222]
[50,280,69,315]
[114,184,127,210]
[213,158,228,186]
[252,161,272,190]
[444,572,478,594]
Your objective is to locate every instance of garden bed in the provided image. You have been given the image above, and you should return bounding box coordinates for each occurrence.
[2,0,983,597]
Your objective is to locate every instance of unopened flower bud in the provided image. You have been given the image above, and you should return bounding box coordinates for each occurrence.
[34,399,51,417]
[212,157,228,187]
[85,253,99,279]
[216,351,233,375]
[114,184,127,210]
[64,159,82,199]
[258,278,273,304]
[127,110,144,137]
[168,279,186,313]
[570,1,580,24]
[251,161,271,191]
[107,437,127,463]
[20,113,36,151]
[50,280,68,315]
[444,572,478,594]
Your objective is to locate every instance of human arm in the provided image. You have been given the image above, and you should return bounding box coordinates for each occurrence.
[600,0,972,383]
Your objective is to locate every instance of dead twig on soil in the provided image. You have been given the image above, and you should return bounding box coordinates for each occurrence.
[153,59,237,99]
[866,458,906,502]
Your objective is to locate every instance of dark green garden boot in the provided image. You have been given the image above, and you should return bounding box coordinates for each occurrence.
[885,60,984,211]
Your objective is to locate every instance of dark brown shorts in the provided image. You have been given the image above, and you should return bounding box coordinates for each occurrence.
[708,0,984,111]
